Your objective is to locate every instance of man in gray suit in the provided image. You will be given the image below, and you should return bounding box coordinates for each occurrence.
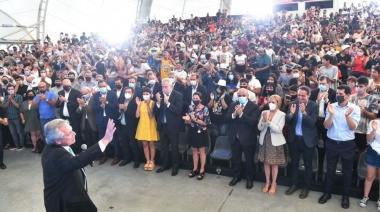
[285,86,319,199]
[76,87,98,147]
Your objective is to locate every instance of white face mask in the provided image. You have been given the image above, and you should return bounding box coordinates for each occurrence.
[143,94,150,100]
[293,73,300,78]
[357,52,364,56]
[269,103,276,111]
[124,93,131,100]
[190,80,196,86]
[149,80,155,85]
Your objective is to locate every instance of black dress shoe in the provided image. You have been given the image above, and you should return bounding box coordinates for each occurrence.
[119,160,131,167]
[133,163,140,168]
[299,188,309,199]
[156,166,168,173]
[229,177,241,186]
[246,180,253,189]
[0,163,6,169]
[341,195,350,209]
[318,193,331,204]
[285,185,298,195]
[171,168,178,176]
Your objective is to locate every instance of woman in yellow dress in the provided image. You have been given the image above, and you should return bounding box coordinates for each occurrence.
[135,88,159,171]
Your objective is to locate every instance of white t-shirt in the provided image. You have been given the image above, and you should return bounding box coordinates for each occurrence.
[219,52,233,65]
[265,48,275,58]
[235,54,247,65]
[210,50,220,61]
[232,90,257,103]
[132,63,151,77]
[367,120,380,154]
[175,70,187,80]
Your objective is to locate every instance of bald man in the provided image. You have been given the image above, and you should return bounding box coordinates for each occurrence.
[55,79,83,153]
[225,88,259,189]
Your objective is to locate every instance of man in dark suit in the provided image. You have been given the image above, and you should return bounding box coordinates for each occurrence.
[185,73,207,109]
[56,79,83,153]
[225,88,259,189]
[92,80,121,166]
[154,78,183,176]
[76,87,98,148]
[285,86,319,199]
[309,76,336,159]
[42,118,116,212]
[112,78,124,101]
[146,73,161,101]
[128,77,143,99]
[118,86,140,168]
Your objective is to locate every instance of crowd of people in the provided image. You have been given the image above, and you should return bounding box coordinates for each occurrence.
[2,1,380,210]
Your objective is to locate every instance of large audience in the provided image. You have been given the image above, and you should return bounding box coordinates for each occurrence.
[2,1,380,210]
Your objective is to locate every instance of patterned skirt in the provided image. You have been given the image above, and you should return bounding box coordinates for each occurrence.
[258,130,286,165]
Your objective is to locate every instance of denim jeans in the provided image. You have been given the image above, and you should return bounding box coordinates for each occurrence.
[8,119,24,147]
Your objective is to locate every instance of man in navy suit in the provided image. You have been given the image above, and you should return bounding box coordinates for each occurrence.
[42,118,116,212]
[128,77,143,99]
[154,78,183,176]
[225,88,259,189]
[285,86,319,199]
[92,80,121,166]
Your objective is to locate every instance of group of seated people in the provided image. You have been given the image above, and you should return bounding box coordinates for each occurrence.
[2,3,380,210]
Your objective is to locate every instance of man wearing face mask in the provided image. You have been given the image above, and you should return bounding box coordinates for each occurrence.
[2,85,24,150]
[127,77,142,99]
[226,88,259,189]
[298,47,317,72]
[285,86,318,199]
[56,79,83,153]
[154,78,183,176]
[67,72,81,91]
[146,73,161,101]
[76,87,98,149]
[80,71,97,90]
[185,73,207,111]
[279,63,295,96]
[319,85,361,209]
[117,87,140,168]
[112,78,124,101]
[92,80,120,166]
[348,77,378,153]
[32,82,57,137]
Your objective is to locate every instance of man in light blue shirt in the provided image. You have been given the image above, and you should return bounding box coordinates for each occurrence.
[318,85,360,209]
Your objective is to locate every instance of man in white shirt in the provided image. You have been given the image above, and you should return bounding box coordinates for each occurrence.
[219,45,233,68]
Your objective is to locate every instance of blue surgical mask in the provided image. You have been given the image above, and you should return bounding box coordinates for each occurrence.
[129,83,135,88]
[83,94,90,101]
[99,87,107,94]
[190,58,194,63]
[228,75,234,80]
[238,96,247,105]
[318,85,327,92]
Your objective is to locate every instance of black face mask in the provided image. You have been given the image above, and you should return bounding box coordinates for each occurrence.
[286,69,292,74]
[92,74,97,78]
[40,90,46,94]
[193,100,200,106]
[55,83,61,87]
[2,80,8,84]
[240,86,247,89]
[12,74,17,79]
[63,85,71,91]
[84,77,91,82]
[0,72,4,75]
[27,95,34,100]
[246,75,253,80]
[291,95,297,101]
[304,54,309,58]
[68,78,75,83]
[266,90,275,96]
[115,84,122,90]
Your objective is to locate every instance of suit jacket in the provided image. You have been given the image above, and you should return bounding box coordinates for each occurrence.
[173,82,185,100]
[285,100,319,148]
[258,110,286,146]
[153,90,183,134]
[56,88,82,121]
[309,88,337,115]
[76,96,97,131]
[147,82,162,101]
[184,84,208,109]
[111,88,124,102]
[92,90,119,125]
[118,96,139,132]
[42,143,103,212]
[225,101,259,146]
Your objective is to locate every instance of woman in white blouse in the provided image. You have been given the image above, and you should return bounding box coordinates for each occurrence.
[359,120,380,209]
[257,95,286,195]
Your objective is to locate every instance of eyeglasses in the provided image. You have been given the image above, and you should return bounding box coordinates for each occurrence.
[237,95,246,97]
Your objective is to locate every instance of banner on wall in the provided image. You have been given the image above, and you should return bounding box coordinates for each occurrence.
[274,0,332,4]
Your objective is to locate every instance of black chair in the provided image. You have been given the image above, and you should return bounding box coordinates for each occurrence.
[210,136,232,168]
[357,151,367,187]
[187,134,211,161]
[323,155,343,182]
[299,147,319,181]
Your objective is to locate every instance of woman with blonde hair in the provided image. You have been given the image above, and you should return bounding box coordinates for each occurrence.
[258,95,286,195]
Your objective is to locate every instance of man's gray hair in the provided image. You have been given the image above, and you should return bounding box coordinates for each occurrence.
[82,86,91,94]
[162,78,173,87]
[44,119,69,145]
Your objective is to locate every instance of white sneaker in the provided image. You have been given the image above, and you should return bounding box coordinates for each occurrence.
[359,197,369,208]
[377,200,380,211]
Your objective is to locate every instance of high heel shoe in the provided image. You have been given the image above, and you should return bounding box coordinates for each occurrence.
[269,183,277,195]
[188,170,199,178]
[147,161,155,171]
[197,172,205,180]
[144,161,150,171]
[262,182,271,193]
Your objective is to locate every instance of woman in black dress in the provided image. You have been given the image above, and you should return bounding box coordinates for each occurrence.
[182,92,210,180]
